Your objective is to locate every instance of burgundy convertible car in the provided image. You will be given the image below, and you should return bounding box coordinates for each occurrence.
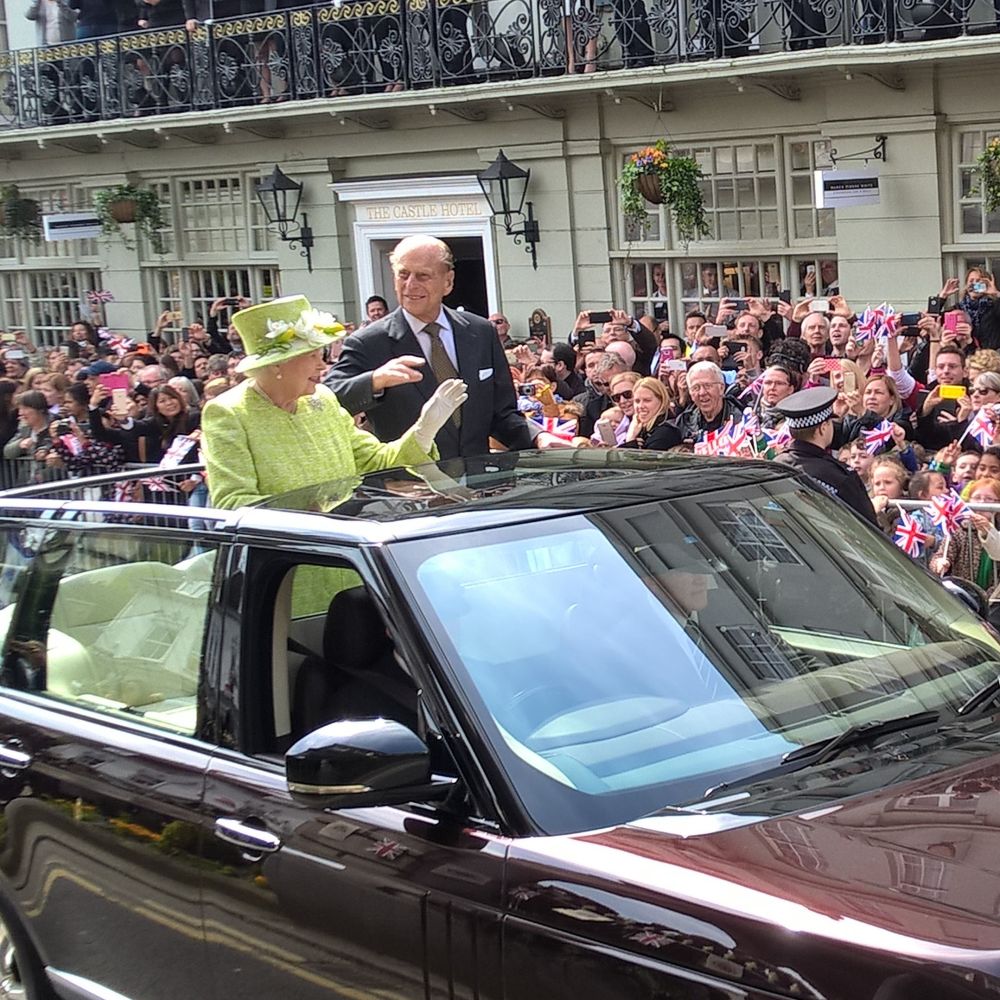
[0,450,997,1000]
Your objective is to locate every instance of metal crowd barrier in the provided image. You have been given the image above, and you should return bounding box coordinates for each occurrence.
[887,498,1000,592]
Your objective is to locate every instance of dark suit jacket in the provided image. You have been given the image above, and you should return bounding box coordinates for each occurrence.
[325,307,535,460]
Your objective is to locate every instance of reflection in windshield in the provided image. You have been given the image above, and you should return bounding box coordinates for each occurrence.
[397,481,1000,833]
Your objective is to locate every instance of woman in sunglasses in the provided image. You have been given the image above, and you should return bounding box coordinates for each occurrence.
[591,371,640,446]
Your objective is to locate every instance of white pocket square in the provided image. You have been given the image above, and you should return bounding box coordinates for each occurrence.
[478,368,493,380]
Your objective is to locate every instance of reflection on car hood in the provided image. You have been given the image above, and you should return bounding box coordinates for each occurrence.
[507,734,1000,998]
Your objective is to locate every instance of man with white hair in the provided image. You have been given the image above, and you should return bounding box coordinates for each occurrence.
[671,360,743,443]
[328,234,567,457]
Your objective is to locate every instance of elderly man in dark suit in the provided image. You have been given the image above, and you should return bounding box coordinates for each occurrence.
[327,235,565,459]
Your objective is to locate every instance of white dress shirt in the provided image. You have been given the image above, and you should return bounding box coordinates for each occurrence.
[403,308,458,371]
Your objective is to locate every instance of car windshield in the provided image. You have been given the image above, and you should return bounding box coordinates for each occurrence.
[391,479,1000,834]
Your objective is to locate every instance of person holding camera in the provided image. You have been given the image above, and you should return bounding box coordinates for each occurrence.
[955,269,1000,350]
[208,297,251,355]
[3,391,55,485]
[47,383,125,480]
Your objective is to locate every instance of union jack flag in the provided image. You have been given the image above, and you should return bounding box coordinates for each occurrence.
[739,372,765,400]
[57,432,83,456]
[157,433,197,469]
[99,329,136,357]
[863,419,896,455]
[740,407,760,438]
[86,289,115,305]
[854,305,884,345]
[629,928,674,949]
[928,491,972,535]
[530,415,577,441]
[763,421,792,449]
[966,407,997,449]
[875,306,898,346]
[368,838,407,861]
[893,510,928,558]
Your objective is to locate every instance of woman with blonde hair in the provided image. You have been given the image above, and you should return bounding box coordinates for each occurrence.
[620,377,681,451]
[839,372,917,471]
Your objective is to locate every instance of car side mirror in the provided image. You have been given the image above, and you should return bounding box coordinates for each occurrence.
[941,576,989,620]
[286,718,449,808]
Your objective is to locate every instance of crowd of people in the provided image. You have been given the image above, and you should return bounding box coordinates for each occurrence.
[4,244,1000,600]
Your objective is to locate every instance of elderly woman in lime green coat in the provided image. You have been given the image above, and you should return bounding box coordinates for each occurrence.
[201,297,467,616]
[201,296,466,510]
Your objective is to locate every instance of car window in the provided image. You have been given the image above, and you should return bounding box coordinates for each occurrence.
[392,481,1000,834]
[0,526,218,736]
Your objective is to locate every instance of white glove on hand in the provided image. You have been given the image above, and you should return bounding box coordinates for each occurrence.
[411,378,468,452]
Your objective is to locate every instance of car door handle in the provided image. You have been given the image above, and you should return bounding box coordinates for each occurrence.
[0,745,32,771]
[214,817,282,855]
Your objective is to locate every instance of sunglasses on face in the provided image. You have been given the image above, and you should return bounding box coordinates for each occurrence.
[592,379,610,390]
[611,389,633,402]
[971,385,999,395]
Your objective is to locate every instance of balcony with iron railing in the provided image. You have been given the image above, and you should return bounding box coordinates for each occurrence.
[0,0,997,130]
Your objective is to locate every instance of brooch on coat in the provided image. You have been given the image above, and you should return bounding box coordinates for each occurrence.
[308,395,323,412]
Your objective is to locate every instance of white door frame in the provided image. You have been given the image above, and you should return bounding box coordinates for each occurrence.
[330,176,499,315]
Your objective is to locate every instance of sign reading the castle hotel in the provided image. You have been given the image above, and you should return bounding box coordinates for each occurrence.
[364,200,485,221]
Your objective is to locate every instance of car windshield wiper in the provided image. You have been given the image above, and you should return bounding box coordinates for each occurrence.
[956,674,1000,717]
[780,710,940,766]
[700,710,940,804]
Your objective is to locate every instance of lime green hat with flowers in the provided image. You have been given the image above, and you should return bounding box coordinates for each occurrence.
[233,295,346,374]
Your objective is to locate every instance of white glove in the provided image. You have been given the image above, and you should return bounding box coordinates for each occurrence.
[411,378,468,452]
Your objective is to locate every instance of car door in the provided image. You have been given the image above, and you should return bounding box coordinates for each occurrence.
[0,516,226,1000]
[200,541,506,1000]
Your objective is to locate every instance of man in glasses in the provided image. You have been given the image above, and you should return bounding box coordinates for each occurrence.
[573,351,628,437]
[488,313,514,350]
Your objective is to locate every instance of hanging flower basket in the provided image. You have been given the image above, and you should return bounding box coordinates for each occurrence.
[0,185,41,241]
[636,173,664,205]
[108,199,137,224]
[93,184,166,253]
[620,140,709,244]
[977,137,1000,215]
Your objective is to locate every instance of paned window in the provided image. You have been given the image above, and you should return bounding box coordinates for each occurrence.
[0,268,101,345]
[23,185,99,261]
[619,137,834,250]
[895,853,946,899]
[626,255,838,324]
[956,128,1000,237]
[0,183,97,264]
[760,821,825,872]
[143,172,275,261]
[148,266,280,336]
[786,138,836,241]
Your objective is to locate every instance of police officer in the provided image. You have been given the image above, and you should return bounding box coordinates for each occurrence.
[773,386,878,525]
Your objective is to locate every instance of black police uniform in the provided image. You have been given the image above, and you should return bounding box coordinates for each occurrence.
[771,385,878,525]
[775,440,878,524]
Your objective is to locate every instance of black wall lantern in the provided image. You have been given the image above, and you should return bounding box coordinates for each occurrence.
[477,150,540,270]
[255,165,314,273]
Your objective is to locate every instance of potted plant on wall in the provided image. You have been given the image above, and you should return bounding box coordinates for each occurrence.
[0,185,41,242]
[93,184,166,254]
[620,140,710,245]
[977,137,1000,215]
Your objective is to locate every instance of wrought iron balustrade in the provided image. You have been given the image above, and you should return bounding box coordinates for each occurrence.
[0,0,996,129]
